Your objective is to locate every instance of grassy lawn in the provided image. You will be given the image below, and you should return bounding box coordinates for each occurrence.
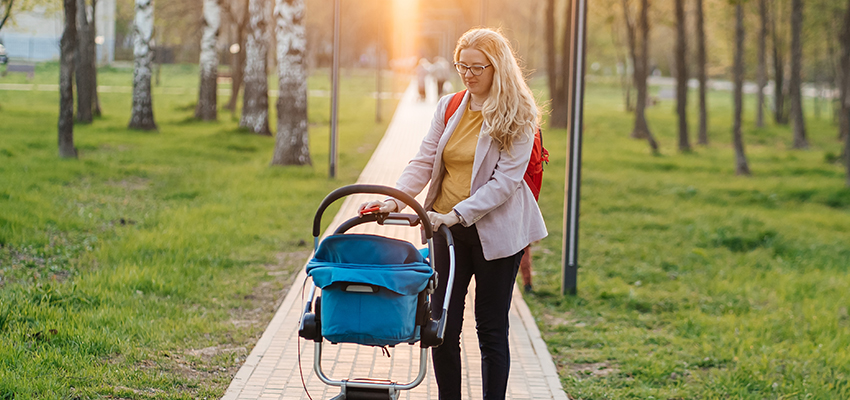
[2,61,848,400]
[0,64,401,399]
[530,83,850,399]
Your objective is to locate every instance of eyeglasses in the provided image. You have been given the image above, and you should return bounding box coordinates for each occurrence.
[454,62,492,76]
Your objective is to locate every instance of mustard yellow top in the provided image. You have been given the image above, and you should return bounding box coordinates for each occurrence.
[432,103,483,214]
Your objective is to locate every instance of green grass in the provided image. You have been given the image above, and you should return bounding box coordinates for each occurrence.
[529,83,850,399]
[0,64,400,399]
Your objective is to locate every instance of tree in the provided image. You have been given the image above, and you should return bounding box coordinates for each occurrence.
[59,0,78,158]
[621,0,638,112]
[771,0,789,125]
[545,0,572,129]
[842,0,850,187]
[239,0,271,135]
[128,0,157,130]
[789,0,807,149]
[196,0,221,121]
[732,2,750,176]
[629,0,659,153]
[75,0,94,123]
[674,0,689,152]
[695,0,708,145]
[0,0,14,32]
[90,0,101,117]
[756,0,767,128]
[271,0,310,165]
[222,0,250,113]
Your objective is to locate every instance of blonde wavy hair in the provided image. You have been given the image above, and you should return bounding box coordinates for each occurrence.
[454,28,540,153]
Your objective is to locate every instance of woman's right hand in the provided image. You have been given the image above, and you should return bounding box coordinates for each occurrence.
[357,200,397,216]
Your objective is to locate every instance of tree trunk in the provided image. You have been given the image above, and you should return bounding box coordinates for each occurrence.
[271,0,311,165]
[128,0,157,130]
[226,0,250,113]
[631,0,659,153]
[772,1,788,125]
[696,0,708,145]
[622,0,638,113]
[733,3,750,176]
[59,0,78,158]
[0,0,14,33]
[75,0,93,123]
[674,0,689,152]
[756,0,767,128]
[840,0,850,143]
[545,0,571,129]
[239,0,271,135]
[789,0,807,149]
[196,0,221,121]
[90,0,101,117]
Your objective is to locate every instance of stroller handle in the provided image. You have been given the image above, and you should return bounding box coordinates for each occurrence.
[312,184,434,240]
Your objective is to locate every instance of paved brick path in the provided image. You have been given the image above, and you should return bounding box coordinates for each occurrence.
[222,82,568,400]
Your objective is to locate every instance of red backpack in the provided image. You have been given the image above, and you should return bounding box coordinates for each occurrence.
[444,90,549,200]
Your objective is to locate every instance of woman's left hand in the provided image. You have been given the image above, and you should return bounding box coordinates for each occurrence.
[427,211,460,231]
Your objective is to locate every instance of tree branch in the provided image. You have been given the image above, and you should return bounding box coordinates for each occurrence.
[0,0,15,32]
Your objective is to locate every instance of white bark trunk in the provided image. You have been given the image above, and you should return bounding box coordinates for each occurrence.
[196,0,221,120]
[129,0,156,130]
[239,0,270,135]
[271,0,310,165]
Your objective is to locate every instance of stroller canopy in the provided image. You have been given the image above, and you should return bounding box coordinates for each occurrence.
[307,234,432,296]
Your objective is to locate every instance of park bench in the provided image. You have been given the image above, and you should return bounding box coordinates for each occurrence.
[2,63,35,80]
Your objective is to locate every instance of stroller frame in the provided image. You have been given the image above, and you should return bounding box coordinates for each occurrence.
[299,184,456,400]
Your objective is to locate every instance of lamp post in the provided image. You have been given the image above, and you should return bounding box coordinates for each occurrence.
[562,0,588,296]
[329,0,341,178]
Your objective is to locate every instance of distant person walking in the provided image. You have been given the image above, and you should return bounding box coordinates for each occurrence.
[415,58,432,101]
[359,28,547,400]
[431,56,453,98]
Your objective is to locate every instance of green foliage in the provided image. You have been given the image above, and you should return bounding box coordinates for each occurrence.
[528,82,850,399]
[0,64,399,398]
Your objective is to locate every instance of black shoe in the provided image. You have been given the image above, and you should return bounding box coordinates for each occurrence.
[523,284,533,293]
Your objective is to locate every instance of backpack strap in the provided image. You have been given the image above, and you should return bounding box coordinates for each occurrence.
[443,90,467,125]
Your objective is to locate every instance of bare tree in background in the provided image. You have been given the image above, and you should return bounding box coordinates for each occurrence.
[772,0,789,125]
[674,0,689,152]
[195,0,221,121]
[789,0,807,149]
[545,0,572,129]
[756,0,767,128]
[239,0,271,135]
[842,0,850,187]
[128,0,157,130]
[732,2,750,176]
[621,0,638,112]
[59,0,78,158]
[222,0,250,113]
[90,0,101,116]
[75,0,93,123]
[630,0,659,153]
[271,0,310,166]
[696,0,708,145]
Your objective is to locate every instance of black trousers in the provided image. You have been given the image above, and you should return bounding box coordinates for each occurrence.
[431,224,523,400]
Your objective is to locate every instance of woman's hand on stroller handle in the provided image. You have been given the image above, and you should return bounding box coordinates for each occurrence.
[427,211,460,231]
[358,200,397,215]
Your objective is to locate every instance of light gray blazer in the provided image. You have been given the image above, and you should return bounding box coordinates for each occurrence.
[390,91,548,261]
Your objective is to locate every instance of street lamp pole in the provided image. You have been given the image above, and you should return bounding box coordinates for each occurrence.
[562,0,588,296]
[329,0,341,178]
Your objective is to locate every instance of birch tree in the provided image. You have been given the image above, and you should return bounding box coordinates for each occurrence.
[59,0,77,158]
[732,2,750,176]
[195,0,221,121]
[239,0,271,135]
[789,0,808,149]
[128,0,157,130]
[271,0,311,165]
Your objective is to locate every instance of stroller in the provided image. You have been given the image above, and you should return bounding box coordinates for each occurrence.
[299,184,456,400]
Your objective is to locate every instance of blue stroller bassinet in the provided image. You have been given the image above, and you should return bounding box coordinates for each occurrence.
[298,184,456,400]
[306,234,433,346]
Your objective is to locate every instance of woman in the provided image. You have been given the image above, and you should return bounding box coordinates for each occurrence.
[359,28,547,400]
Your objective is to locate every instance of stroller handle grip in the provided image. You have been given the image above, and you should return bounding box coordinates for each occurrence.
[312,184,434,239]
